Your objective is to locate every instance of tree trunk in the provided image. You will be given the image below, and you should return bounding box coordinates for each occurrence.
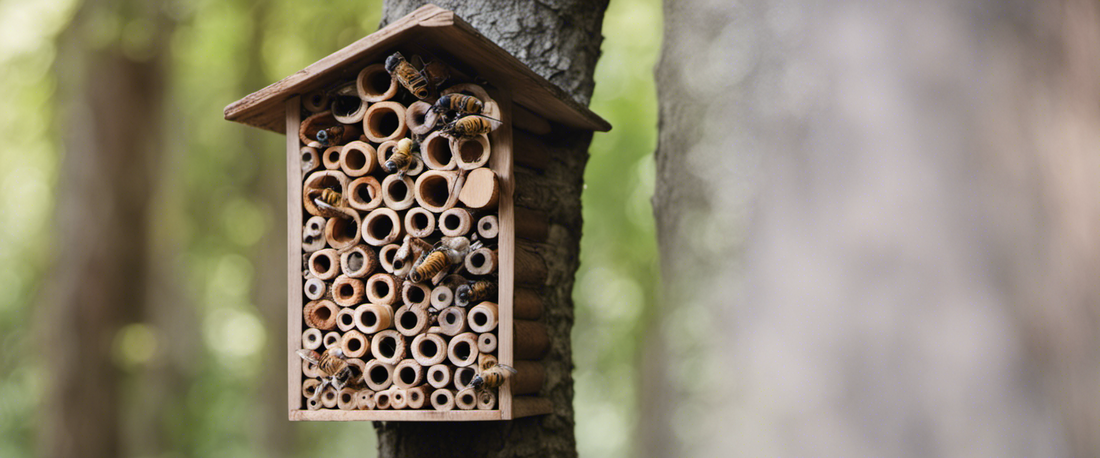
[376,2,608,457]
[653,0,1100,456]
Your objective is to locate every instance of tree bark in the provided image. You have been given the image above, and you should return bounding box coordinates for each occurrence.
[376,2,608,457]
[653,0,1100,456]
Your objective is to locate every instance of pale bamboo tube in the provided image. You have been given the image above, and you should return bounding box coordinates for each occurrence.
[447,332,479,367]
[331,82,367,123]
[407,156,425,176]
[453,367,476,390]
[406,386,428,409]
[438,306,468,336]
[357,63,398,102]
[513,104,551,135]
[426,364,452,389]
[515,207,550,242]
[515,244,548,286]
[406,101,438,135]
[430,389,455,412]
[301,145,321,175]
[393,359,424,389]
[477,389,497,410]
[302,328,323,350]
[323,211,361,250]
[393,235,432,277]
[303,277,326,301]
[468,302,498,333]
[371,330,406,365]
[411,333,447,366]
[340,330,369,358]
[394,305,430,336]
[404,207,436,238]
[390,388,408,409]
[458,167,499,210]
[339,141,377,177]
[347,176,383,211]
[303,170,348,217]
[331,275,365,307]
[451,133,491,170]
[374,389,393,410]
[356,389,375,410]
[322,331,341,349]
[353,304,393,334]
[477,332,497,353]
[306,395,323,411]
[303,300,338,330]
[362,208,403,246]
[439,208,472,236]
[515,320,550,360]
[337,387,359,410]
[414,170,463,212]
[346,358,366,383]
[375,140,398,170]
[303,215,327,253]
[322,146,342,170]
[365,273,400,305]
[340,244,376,279]
[302,378,321,399]
[514,288,544,320]
[431,285,453,309]
[402,283,430,309]
[512,361,546,395]
[378,243,400,273]
[477,215,498,239]
[420,131,455,170]
[335,307,356,332]
[303,358,325,378]
[365,359,395,391]
[455,388,477,410]
[363,101,408,143]
[303,90,330,113]
[465,247,497,276]
[514,130,550,171]
[321,386,339,408]
[381,174,415,210]
[478,353,498,371]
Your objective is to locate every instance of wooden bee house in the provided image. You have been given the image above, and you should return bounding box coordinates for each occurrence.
[224,5,610,421]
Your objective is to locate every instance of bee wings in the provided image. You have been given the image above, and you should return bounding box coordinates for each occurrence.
[297,349,320,365]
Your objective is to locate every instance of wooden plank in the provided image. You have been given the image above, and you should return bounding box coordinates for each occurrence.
[487,90,516,420]
[290,409,503,422]
[511,397,553,418]
[286,97,303,415]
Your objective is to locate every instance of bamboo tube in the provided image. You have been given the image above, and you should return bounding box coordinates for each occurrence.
[375,140,397,170]
[331,275,365,307]
[362,208,403,246]
[364,359,395,391]
[303,215,327,253]
[346,358,366,383]
[340,245,377,279]
[339,141,377,177]
[402,282,431,308]
[465,248,497,276]
[513,130,551,171]
[323,211,361,250]
[303,300,339,330]
[335,307,357,332]
[406,101,438,135]
[394,305,430,336]
[363,101,408,143]
[477,332,497,353]
[439,208,472,236]
[390,388,408,409]
[331,82,367,124]
[406,386,428,409]
[303,90,330,113]
[453,366,476,390]
[306,395,322,411]
[378,244,399,273]
[447,332,479,367]
[515,207,549,242]
[468,302,498,333]
[381,174,415,210]
[514,288,544,320]
[414,170,463,212]
[371,329,406,365]
[477,389,497,410]
[407,156,425,176]
[347,176,383,211]
[322,146,342,170]
[451,134,491,170]
[477,215,498,239]
[301,146,321,175]
[430,285,453,310]
[403,208,436,238]
[323,331,341,349]
[303,277,326,301]
[420,130,455,170]
[455,388,478,410]
[515,320,550,360]
[338,387,359,410]
[302,378,321,399]
[374,389,393,410]
[438,306,468,336]
[340,330,369,358]
[393,359,424,389]
[458,167,499,210]
[430,389,455,412]
[512,361,546,395]
[478,353,498,371]
[365,273,400,305]
[356,389,375,410]
[321,386,339,408]
[303,357,325,378]
[353,304,393,334]
[309,248,344,280]
[515,244,548,286]
[426,364,452,389]
[302,328,323,350]
[303,171,349,217]
[411,333,447,366]
[513,104,552,135]
[357,63,398,102]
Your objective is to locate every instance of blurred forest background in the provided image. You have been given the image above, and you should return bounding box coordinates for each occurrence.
[0,0,659,456]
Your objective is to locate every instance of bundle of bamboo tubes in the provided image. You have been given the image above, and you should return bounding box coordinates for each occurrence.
[296,53,545,412]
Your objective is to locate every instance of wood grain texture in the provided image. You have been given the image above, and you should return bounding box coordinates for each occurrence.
[286,96,303,414]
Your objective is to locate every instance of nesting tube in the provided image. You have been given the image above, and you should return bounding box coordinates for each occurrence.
[426,364,452,389]
[439,208,472,236]
[340,244,377,278]
[406,386,428,409]
[341,330,369,359]
[411,333,448,366]
[381,174,415,210]
[447,332,479,367]
[402,282,431,308]
[406,101,438,135]
[453,366,476,390]
[371,330,407,365]
[458,167,499,210]
[477,215,498,239]
[468,302,498,333]
[303,300,338,330]
[414,170,463,212]
[514,288,544,320]
[306,395,322,411]
[346,358,366,382]
[347,176,383,211]
[455,388,478,410]
[515,207,550,242]
[304,277,326,301]
[302,379,321,399]
[322,146,342,170]
[302,170,348,217]
[331,83,367,124]
[390,389,408,410]
[309,249,341,280]
[301,145,321,175]
[477,389,497,410]
[338,387,359,410]
[324,210,361,250]
[363,101,408,143]
[477,332,497,353]
[364,359,395,391]
[303,358,325,378]
[430,389,455,412]
[357,63,398,102]
[300,110,360,146]
[320,386,339,408]
[335,307,356,332]
[303,90,330,113]
[393,359,424,389]
[303,215,327,253]
[407,156,425,177]
[362,208,403,246]
[374,390,393,410]
[465,247,497,276]
[322,331,341,349]
[353,304,393,334]
[378,244,400,273]
[431,285,453,309]
[420,131,455,170]
[365,273,400,305]
[404,208,436,238]
[438,306,468,336]
[302,328,323,350]
[356,389,375,410]
[394,305,430,336]
[339,141,377,177]
[331,275,365,307]
[512,361,546,395]
[375,140,398,170]
[451,134,491,170]
[515,320,550,360]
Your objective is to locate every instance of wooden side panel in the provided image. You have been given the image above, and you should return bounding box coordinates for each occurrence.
[291,410,502,422]
[286,97,303,415]
[488,90,516,419]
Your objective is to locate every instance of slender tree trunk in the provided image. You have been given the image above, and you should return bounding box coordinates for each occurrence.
[653,0,1100,456]
[375,2,608,456]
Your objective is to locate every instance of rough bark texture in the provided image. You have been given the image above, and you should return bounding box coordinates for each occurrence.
[376,2,607,457]
[653,0,1100,456]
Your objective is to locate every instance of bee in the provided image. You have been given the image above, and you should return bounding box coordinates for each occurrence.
[318,188,341,206]
[385,52,430,100]
[297,347,353,406]
[433,94,484,116]
[455,280,495,307]
[311,188,346,217]
[443,114,501,138]
[471,358,516,391]
[315,125,345,146]
[384,138,416,175]
[409,237,481,283]
[409,250,449,283]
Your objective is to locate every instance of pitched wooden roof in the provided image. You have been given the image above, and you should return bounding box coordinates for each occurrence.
[224,4,611,133]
